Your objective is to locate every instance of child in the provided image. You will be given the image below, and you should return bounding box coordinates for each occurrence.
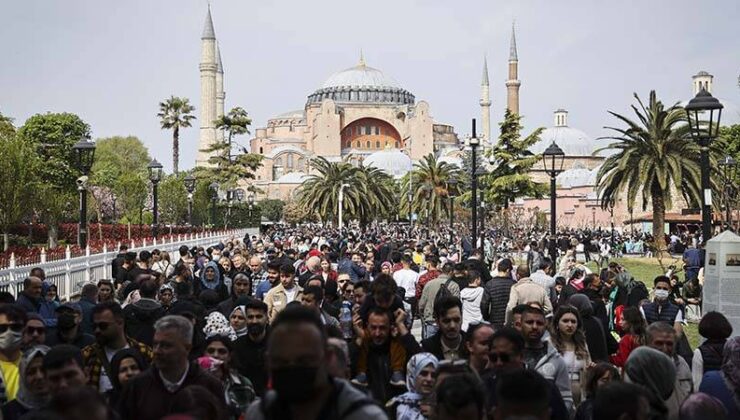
[460,270,484,332]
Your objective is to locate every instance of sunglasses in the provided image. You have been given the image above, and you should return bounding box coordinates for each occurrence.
[0,324,24,334]
[206,347,229,355]
[26,326,45,335]
[488,352,512,363]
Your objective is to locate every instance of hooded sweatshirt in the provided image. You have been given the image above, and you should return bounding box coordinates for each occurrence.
[460,286,484,332]
[123,298,165,346]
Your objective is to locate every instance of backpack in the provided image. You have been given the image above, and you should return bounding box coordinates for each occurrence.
[434,278,454,306]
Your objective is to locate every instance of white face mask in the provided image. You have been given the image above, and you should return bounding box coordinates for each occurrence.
[654,289,670,300]
[0,330,22,350]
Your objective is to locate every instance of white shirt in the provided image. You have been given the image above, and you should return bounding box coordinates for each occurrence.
[160,363,190,393]
[99,345,129,393]
[393,269,419,299]
[284,285,299,303]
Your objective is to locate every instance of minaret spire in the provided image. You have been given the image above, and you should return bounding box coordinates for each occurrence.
[506,21,521,115]
[202,4,216,40]
[359,49,366,66]
[480,55,491,145]
[197,6,218,166]
[215,42,226,143]
[509,22,518,61]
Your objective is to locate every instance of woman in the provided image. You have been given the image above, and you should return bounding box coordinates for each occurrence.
[152,251,174,278]
[201,335,256,418]
[203,311,237,341]
[390,352,439,420]
[229,305,248,338]
[610,306,646,368]
[699,336,740,419]
[158,283,176,313]
[44,283,61,308]
[567,294,609,363]
[380,261,393,276]
[97,279,117,304]
[107,348,148,406]
[195,261,229,301]
[574,362,620,420]
[320,258,338,283]
[549,305,592,405]
[693,311,733,388]
[218,256,233,291]
[1,345,50,420]
[624,347,675,420]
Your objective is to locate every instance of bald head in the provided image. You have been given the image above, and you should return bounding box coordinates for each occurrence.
[306,256,321,272]
[249,256,263,273]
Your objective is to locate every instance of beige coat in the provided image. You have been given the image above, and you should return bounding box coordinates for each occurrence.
[264,283,303,322]
[504,277,553,325]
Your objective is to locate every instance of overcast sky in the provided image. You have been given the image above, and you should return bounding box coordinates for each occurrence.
[2,0,739,173]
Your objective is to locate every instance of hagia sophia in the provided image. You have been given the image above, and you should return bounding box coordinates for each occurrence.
[195,7,740,231]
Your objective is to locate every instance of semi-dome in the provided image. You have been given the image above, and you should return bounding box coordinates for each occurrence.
[364,148,413,178]
[557,163,593,188]
[275,172,309,184]
[530,109,598,157]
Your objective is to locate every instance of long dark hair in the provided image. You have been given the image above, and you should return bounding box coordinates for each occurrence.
[550,305,590,360]
[621,306,647,345]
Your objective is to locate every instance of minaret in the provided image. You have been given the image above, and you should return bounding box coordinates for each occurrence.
[197,6,218,167]
[215,42,225,142]
[505,22,521,115]
[692,71,714,95]
[480,56,492,147]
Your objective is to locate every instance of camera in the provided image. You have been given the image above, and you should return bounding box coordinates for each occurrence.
[76,175,89,189]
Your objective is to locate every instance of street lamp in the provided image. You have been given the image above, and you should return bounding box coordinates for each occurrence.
[338,183,350,230]
[247,193,255,224]
[469,119,481,252]
[420,185,433,226]
[719,155,737,230]
[608,199,615,251]
[184,174,196,228]
[542,141,565,260]
[209,182,219,227]
[72,138,95,248]
[685,88,723,243]
[448,178,458,230]
[147,159,163,238]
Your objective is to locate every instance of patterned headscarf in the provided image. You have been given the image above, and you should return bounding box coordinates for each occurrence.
[721,336,740,408]
[203,311,237,341]
[158,283,177,303]
[16,345,50,410]
[405,352,439,394]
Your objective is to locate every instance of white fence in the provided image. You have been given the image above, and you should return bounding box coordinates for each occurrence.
[0,230,247,301]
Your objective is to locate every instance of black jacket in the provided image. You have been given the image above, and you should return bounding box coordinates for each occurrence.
[465,258,492,284]
[123,298,165,346]
[232,332,270,397]
[480,276,516,329]
[421,331,468,361]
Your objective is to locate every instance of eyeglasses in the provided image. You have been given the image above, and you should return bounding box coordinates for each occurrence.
[93,322,111,331]
[488,352,512,364]
[206,347,229,356]
[26,326,45,335]
[0,324,24,334]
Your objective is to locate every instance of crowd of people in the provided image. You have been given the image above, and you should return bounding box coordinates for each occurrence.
[0,222,735,420]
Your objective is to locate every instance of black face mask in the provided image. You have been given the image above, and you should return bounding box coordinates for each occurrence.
[247,323,265,337]
[57,313,77,330]
[271,366,318,402]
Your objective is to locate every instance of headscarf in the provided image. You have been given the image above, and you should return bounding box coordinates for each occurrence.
[721,336,740,408]
[381,261,392,272]
[203,311,237,341]
[390,353,439,418]
[229,305,248,337]
[679,392,728,420]
[614,271,636,293]
[200,261,222,290]
[624,346,676,400]
[567,294,594,317]
[109,348,148,391]
[15,345,50,410]
[158,283,177,304]
[405,352,439,394]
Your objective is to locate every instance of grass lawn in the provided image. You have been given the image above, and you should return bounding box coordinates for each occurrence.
[583,257,701,349]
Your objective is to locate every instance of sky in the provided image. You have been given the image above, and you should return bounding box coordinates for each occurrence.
[2,0,739,173]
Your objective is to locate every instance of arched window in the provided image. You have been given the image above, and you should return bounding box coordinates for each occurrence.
[375,126,380,135]
[287,154,294,169]
[275,157,283,167]
[366,141,371,148]
[376,141,380,148]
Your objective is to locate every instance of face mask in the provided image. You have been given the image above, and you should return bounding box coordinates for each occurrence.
[57,313,77,330]
[654,289,670,300]
[271,366,318,402]
[0,330,22,350]
[247,323,265,337]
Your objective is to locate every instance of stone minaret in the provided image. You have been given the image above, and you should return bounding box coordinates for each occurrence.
[480,56,492,147]
[506,23,521,115]
[215,42,226,143]
[197,6,218,167]
[692,71,714,95]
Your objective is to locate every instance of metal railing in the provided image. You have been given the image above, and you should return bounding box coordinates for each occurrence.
[0,230,247,301]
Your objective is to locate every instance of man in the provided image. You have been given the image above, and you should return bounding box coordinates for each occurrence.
[393,254,419,322]
[217,273,252,317]
[265,263,304,322]
[520,306,573,412]
[337,251,367,284]
[77,283,98,335]
[302,286,340,330]
[504,265,552,325]
[682,241,703,283]
[646,321,692,417]
[641,276,685,339]
[255,261,281,300]
[415,255,440,301]
[246,305,387,419]
[0,304,27,403]
[418,264,460,340]
[22,313,46,351]
[232,299,270,396]
[353,280,370,307]
[493,369,553,420]
[126,250,154,284]
[46,302,95,349]
[123,279,165,345]
[42,344,89,397]
[482,327,569,420]
[465,322,494,374]
[530,257,556,303]
[115,251,137,286]
[112,244,128,280]
[117,315,227,420]
[422,295,467,361]
[82,301,154,393]
[480,258,516,329]
[465,248,492,284]
[15,277,43,314]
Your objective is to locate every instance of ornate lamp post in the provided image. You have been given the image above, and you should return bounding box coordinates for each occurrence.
[542,142,565,260]
[685,88,723,243]
[608,199,615,251]
[247,193,255,224]
[469,119,481,251]
[72,138,96,248]
[447,179,458,230]
[719,155,737,230]
[209,182,219,227]
[184,174,196,228]
[147,159,163,238]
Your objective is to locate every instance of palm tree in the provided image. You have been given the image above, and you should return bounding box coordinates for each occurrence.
[213,107,251,161]
[595,91,721,256]
[354,165,396,224]
[157,96,196,174]
[401,154,462,224]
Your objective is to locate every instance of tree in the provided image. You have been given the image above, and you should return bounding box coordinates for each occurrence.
[157,174,188,225]
[720,124,740,161]
[115,172,149,225]
[157,96,196,173]
[282,199,312,225]
[259,199,285,223]
[595,91,721,256]
[401,154,462,224]
[0,112,15,138]
[0,133,40,250]
[214,107,251,157]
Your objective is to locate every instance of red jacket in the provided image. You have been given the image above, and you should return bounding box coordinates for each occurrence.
[610,334,640,368]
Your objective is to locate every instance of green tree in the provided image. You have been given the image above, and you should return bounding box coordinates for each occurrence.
[214,107,251,156]
[401,154,461,224]
[0,112,15,138]
[115,172,149,225]
[354,165,396,225]
[595,91,721,256]
[720,124,740,161]
[259,199,285,223]
[158,173,188,225]
[0,133,40,250]
[157,96,196,174]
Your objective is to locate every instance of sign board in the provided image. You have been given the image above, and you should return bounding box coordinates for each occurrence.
[704,230,740,337]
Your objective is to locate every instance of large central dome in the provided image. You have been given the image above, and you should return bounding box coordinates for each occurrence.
[307,58,415,106]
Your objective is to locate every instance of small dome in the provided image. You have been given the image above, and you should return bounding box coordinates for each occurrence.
[438,155,462,169]
[275,172,309,184]
[531,126,597,157]
[364,148,412,178]
[322,63,401,90]
[557,166,593,188]
[275,110,305,119]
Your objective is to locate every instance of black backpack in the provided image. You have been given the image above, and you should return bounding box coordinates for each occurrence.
[434,278,454,306]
